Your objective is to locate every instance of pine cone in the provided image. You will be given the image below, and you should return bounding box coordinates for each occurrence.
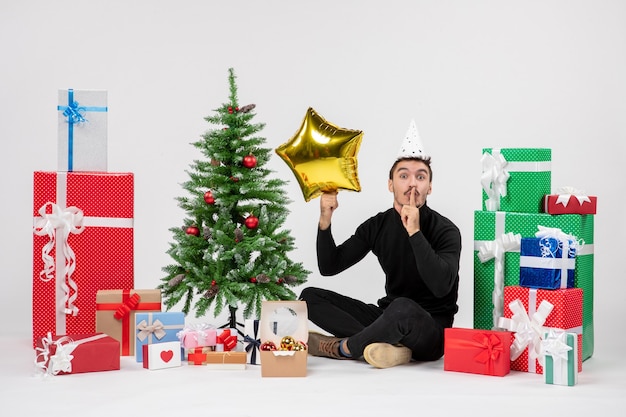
[204,286,219,299]
[234,227,244,242]
[239,104,256,113]
[257,273,270,284]
[283,275,298,285]
[203,226,212,240]
[168,273,185,287]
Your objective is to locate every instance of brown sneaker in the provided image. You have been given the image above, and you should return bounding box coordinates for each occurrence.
[307,332,345,359]
[363,343,412,369]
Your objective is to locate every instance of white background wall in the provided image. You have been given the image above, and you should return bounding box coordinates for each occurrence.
[1,1,624,357]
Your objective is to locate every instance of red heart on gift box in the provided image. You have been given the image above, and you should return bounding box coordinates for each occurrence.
[160,350,174,363]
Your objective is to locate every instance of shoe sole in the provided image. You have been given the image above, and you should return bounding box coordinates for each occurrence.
[363,343,412,369]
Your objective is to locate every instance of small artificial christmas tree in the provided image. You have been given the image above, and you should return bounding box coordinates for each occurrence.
[159,68,310,324]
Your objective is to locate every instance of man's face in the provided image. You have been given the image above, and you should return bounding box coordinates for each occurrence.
[388,160,432,210]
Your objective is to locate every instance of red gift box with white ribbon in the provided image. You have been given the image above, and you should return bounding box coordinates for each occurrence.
[32,171,134,347]
[542,187,597,215]
[35,332,120,375]
[498,286,583,374]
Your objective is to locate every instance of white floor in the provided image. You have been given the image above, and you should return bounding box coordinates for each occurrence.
[3,333,624,416]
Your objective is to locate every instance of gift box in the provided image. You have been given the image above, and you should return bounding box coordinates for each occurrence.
[481,148,551,213]
[57,89,108,172]
[96,289,162,356]
[473,210,594,360]
[444,328,512,376]
[498,286,583,374]
[214,328,238,352]
[177,323,217,349]
[244,319,262,365]
[142,341,182,370]
[542,330,578,386]
[204,351,247,370]
[35,333,120,376]
[260,301,308,377]
[186,346,214,365]
[519,234,577,290]
[542,187,597,215]
[33,171,134,347]
[135,311,185,362]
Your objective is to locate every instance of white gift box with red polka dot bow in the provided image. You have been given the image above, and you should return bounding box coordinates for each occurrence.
[32,171,134,348]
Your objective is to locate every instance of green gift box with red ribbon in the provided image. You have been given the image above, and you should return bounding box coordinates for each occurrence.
[473,210,594,360]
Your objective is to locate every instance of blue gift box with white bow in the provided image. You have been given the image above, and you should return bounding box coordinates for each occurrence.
[519,236,576,289]
[135,312,185,362]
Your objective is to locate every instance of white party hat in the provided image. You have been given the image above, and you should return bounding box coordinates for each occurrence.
[397,119,429,159]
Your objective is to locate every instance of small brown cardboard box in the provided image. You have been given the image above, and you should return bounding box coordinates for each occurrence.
[259,301,308,377]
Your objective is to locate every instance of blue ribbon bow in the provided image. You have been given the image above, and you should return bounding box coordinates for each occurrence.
[57,89,107,171]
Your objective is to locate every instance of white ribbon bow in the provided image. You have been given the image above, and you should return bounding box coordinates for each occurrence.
[33,202,85,316]
[35,333,107,376]
[478,232,521,328]
[481,150,510,211]
[136,319,166,342]
[541,329,572,362]
[555,186,592,208]
[535,225,583,257]
[498,298,553,367]
[35,333,77,375]
[177,323,216,346]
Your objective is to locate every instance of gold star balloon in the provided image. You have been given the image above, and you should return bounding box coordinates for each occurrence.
[275,107,364,202]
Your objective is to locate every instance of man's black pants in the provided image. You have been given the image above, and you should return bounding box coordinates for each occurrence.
[300,287,448,361]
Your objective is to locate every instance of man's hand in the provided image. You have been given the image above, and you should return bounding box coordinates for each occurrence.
[319,192,338,230]
[400,188,421,236]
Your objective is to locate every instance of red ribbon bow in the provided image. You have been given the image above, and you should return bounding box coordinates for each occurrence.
[113,293,141,320]
[217,329,238,351]
[472,333,503,374]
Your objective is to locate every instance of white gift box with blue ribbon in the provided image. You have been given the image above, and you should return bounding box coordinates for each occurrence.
[519,226,580,290]
[57,89,108,172]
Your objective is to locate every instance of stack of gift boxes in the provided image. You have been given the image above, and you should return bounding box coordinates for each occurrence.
[444,148,596,386]
[31,89,249,375]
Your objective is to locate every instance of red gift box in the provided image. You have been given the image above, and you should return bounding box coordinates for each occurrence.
[542,191,597,215]
[499,286,583,374]
[444,328,512,376]
[187,346,214,365]
[216,329,238,351]
[35,333,120,375]
[32,171,134,347]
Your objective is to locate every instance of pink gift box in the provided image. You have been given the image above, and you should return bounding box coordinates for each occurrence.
[177,324,217,349]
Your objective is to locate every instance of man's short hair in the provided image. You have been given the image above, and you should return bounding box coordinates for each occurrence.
[389,156,433,181]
